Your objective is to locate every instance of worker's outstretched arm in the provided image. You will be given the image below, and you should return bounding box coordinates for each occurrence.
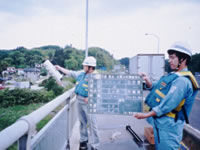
[55,65,69,75]
[134,111,156,119]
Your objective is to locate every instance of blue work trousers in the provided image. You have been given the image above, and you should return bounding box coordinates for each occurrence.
[153,125,183,150]
[77,95,100,148]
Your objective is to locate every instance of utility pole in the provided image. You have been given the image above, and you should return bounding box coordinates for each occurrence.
[145,33,160,54]
[85,0,88,57]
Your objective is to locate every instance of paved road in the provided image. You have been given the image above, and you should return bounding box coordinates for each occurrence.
[189,91,200,131]
[70,115,155,150]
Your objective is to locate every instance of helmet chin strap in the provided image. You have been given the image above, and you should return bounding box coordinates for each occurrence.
[85,66,92,74]
[175,59,184,71]
[85,68,89,74]
[175,63,181,71]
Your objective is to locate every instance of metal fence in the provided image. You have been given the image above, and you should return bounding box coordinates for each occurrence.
[0,87,78,150]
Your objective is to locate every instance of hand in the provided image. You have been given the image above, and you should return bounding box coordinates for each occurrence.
[55,65,60,70]
[139,72,149,81]
[139,72,152,88]
[134,112,148,119]
[54,65,69,75]
[84,98,88,104]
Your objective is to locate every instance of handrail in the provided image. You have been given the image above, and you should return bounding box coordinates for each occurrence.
[0,87,75,150]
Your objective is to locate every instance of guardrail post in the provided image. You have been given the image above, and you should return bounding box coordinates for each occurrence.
[17,115,36,150]
[18,134,28,150]
[66,97,71,150]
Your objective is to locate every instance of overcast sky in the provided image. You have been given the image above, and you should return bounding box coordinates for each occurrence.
[0,0,200,59]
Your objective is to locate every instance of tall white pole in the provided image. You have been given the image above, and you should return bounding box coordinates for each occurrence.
[85,0,88,57]
[145,33,160,54]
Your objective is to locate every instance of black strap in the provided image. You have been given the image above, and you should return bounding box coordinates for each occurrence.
[171,110,179,122]
[171,106,189,124]
[182,106,189,124]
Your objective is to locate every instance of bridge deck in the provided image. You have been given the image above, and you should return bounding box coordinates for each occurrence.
[70,114,155,150]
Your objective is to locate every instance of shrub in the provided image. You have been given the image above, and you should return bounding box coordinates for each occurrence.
[0,88,54,108]
[41,77,64,96]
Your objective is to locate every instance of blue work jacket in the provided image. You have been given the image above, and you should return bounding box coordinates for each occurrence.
[146,68,198,129]
[75,72,89,97]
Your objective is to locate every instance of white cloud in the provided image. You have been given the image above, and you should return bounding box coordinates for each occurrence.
[0,0,200,59]
[88,1,200,58]
[0,14,85,49]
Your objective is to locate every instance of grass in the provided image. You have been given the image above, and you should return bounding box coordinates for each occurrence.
[0,103,44,131]
[0,103,53,150]
[0,102,65,150]
[36,114,53,131]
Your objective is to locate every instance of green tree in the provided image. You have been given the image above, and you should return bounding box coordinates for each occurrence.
[164,59,172,73]
[0,60,9,73]
[48,52,53,60]
[0,50,9,60]
[42,77,64,96]
[4,58,13,66]
[119,57,129,69]
[189,53,200,73]
[40,68,48,76]
[88,47,116,70]
[64,56,79,70]
[53,48,65,66]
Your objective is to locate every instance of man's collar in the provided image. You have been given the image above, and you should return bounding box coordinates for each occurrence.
[179,67,188,72]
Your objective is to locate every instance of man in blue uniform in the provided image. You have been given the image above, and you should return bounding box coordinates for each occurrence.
[134,41,199,149]
[55,56,99,150]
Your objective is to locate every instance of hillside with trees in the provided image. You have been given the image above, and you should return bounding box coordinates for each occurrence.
[0,47,44,73]
[1,45,199,75]
[0,45,117,74]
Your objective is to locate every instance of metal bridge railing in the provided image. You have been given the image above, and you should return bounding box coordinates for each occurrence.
[0,87,77,150]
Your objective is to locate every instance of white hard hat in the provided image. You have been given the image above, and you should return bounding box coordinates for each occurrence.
[167,41,192,58]
[82,56,96,67]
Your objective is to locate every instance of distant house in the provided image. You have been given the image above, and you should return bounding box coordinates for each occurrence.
[17,69,24,76]
[1,67,16,79]
[15,81,30,89]
[17,69,25,79]
[7,67,16,74]
[2,70,8,78]
[35,63,43,69]
[24,68,40,82]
